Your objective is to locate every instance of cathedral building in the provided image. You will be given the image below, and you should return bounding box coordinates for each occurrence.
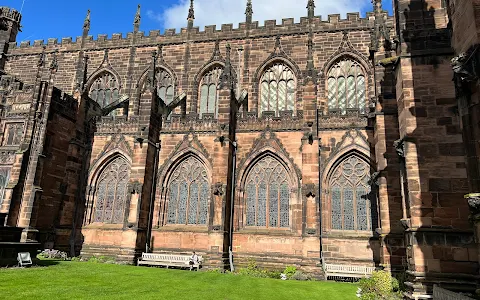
[0,0,479,298]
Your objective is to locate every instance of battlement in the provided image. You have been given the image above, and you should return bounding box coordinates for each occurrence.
[0,7,21,23]
[7,11,393,54]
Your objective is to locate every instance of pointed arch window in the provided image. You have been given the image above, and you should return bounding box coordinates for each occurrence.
[94,157,130,224]
[89,72,120,108]
[327,59,367,114]
[245,156,290,228]
[260,63,296,116]
[0,169,10,205]
[330,156,375,231]
[155,69,175,106]
[199,67,223,118]
[166,157,209,225]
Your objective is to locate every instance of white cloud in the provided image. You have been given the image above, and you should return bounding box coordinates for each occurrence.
[150,0,371,30]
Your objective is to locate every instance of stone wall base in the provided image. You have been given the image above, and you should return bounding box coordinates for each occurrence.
[404,270,480,299]
[80,245,139,264]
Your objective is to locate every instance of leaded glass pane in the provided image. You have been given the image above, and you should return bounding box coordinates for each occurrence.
[343,188,355,230]
[257,182,267,226]
[331,186,342,230]
[260,63,296,116]
[177,182,188,224]
[357,76,366,112]
[329,155,372,231]
[280,183,289,228]
[94,157,130,224]
[278,81,287,111]
[338,77,346,113]
[166,86,174,104]
[188,183,199,224]
[261,81,269,112]
[0,170,8,205]
[245,156,290,228]
[269,183,279,227]
[198,182,209,225]
[347,76,356,108]
[286,79,295,111]
[208,84,217,114]
[166,157,210,225]
[327,59,366,113]
[159,87,167,102]
[269,82,277,113]
[199,67,222,118]
[167,183,178,224]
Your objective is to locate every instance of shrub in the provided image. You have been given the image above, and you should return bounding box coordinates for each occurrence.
[357,271,403,300]
[283,265,297,279]
[291,271,310,281]
[38,249,68,260]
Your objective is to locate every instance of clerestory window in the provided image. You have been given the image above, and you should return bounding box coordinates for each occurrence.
[260,63,296,117]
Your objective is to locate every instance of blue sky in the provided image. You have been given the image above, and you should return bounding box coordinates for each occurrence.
[2,0,393,43]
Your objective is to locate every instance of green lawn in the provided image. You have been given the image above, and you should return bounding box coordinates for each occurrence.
[0,261,357,300]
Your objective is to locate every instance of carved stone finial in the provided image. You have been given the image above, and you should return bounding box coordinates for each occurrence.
[50,49,59,72]
[219,44,233,89]
[307,0,315,19]
[37,46,46,67]
[133,4,141,31]
[83,9,91,32]
[245,0,253,23]
[188,0,195,20]
[149,50,157,92]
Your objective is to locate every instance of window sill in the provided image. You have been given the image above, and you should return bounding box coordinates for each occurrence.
[153,225,209,233]
[236,228,296,236]
[323,230,376,240]
[84,223,124,230]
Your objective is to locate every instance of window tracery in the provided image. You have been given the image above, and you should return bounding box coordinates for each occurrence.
[4,123,23,146]
[327,59,367,114]
[0,169,9,205]
[330,155,374,231]
[199,67,223,118]
[166,157,209,225]
[260,63,296,116]
[89,72,120,108]
[245,156,290,228]
[155,69,175,106]
[94,157,130,224]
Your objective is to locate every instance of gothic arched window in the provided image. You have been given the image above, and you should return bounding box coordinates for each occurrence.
[94,157,130,224]
[330,155,374,231]
[0,169,9,205]
[155,69,175,106]
[89,72,120,108]
[327,59,366,114]
[166,157,209,225]
[245,156,290,228]
[260,63,296,116]
[199,67,223,118]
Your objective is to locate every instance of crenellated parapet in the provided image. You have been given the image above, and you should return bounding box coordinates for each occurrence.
[5,12,393,55]
[0,7,21,23]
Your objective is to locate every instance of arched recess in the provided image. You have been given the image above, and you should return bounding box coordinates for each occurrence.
[237,151,300,230]
[86,153,132,225]
[253,57,302,117]
[156,151,213,227]
[134,65,178,117]
[322,150,378,232]
[320,53,373,115]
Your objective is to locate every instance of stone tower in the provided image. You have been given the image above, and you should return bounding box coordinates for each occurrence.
[0,7,21,72]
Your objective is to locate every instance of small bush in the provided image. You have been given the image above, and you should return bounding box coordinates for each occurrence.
[70,257,82,262]
[283,265,297,279]
[38,249,68,260]
[357,270,402,300]
[291,271,310,281]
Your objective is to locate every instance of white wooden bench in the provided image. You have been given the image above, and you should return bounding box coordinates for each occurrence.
[324,264,375,279]
[137,253,203,271]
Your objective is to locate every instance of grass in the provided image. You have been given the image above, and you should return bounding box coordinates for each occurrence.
[0,260,358,300]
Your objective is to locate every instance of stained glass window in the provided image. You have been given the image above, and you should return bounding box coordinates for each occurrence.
[4,123,24,146]
[155,69,175,106]
[199,67,223,118]
[89,72,120,108]
[245,156,290,228]
[330,156,373,231]
[260,63,296,116]
[0,169,9,205]
[166,157,209,225]
[327,59,367,114]
[94,157,130,224]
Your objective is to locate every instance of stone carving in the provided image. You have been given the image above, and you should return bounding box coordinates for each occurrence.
[128,180,143,195]
[213,182,225,196]
[393,138,405,158]
[318,109,368,129]
[466,193,480,215]
[303,183,317,198]
[451,45,480,83]
[0,151,15,165]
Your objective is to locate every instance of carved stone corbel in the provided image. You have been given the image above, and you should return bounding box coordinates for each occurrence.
[303,183,317,198]
[128,180,143,195]
[465,193,480,217]
[213,182,225,196]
